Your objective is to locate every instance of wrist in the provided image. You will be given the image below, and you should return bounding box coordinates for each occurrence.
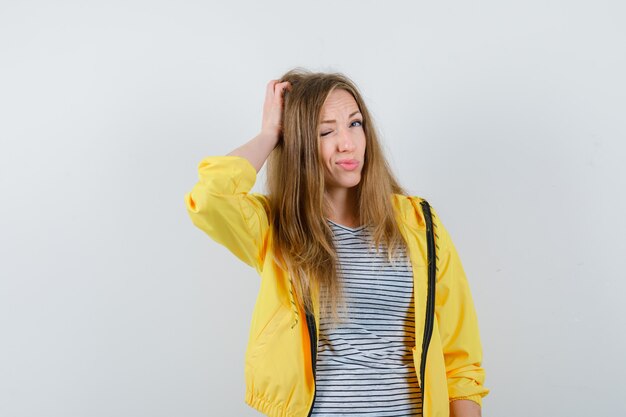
[257,130,280,147]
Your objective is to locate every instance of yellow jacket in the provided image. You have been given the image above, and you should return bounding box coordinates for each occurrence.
[184,155,489,417]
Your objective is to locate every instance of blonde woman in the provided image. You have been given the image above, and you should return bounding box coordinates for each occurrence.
[184,69,489,417]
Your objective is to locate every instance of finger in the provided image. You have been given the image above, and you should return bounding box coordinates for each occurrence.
[266,80,278,96]
[274,81,291,99]
[263,80,279,109]
[274,81,290,93]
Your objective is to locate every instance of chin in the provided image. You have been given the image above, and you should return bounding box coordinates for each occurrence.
[339,179,362,189]
[325,172,363,190]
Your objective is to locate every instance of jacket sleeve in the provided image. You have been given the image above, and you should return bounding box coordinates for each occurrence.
[430,206,490,406]
[184,155,270,273]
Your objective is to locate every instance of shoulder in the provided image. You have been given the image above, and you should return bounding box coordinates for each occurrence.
[392,194,458,261]
[392,193,433,229]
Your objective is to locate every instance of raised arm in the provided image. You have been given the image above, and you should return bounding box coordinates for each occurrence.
[184,80,291,272]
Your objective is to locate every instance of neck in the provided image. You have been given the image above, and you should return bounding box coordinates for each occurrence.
[324,186,360,227]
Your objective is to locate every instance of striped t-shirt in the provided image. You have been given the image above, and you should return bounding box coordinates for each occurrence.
[310,219,423,417]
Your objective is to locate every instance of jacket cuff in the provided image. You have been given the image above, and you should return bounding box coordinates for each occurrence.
[449,394,483,407]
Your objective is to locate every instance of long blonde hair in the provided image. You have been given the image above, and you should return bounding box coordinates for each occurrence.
[266,68,409,327]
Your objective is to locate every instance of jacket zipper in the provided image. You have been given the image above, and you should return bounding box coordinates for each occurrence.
[419,200,437,403]
[305,308,318,417]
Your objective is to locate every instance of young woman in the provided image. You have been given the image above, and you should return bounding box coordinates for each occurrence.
[184,69,489,417]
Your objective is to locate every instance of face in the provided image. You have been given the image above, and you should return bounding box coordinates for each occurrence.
[318,89,366,193]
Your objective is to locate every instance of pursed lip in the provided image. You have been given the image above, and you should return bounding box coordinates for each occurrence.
[336,158,358,165]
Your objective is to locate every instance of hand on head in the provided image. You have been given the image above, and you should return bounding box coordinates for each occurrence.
[261,80,291,141]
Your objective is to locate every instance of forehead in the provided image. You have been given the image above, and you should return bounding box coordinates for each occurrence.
[320,89,359,115]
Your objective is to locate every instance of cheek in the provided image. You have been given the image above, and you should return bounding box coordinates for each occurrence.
[319,143,333,162]
[359,135,367,154]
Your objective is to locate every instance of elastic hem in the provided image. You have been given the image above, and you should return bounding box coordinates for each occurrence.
[245,390,297,417]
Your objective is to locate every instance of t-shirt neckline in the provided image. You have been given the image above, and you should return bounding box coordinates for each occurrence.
[325,218,367,232]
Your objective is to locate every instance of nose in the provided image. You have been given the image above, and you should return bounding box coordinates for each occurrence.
[338,129,356,152]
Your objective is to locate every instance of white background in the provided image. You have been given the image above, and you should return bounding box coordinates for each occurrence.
[1,1,625,416]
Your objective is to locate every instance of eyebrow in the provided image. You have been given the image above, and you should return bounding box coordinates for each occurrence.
[320,110,362,124]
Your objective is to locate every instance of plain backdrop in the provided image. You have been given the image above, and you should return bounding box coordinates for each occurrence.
[1,1,625,416]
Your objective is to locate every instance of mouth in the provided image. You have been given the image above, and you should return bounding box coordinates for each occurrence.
[337,160,359,171]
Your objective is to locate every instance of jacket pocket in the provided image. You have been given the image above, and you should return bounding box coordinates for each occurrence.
[247,307,291,363]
